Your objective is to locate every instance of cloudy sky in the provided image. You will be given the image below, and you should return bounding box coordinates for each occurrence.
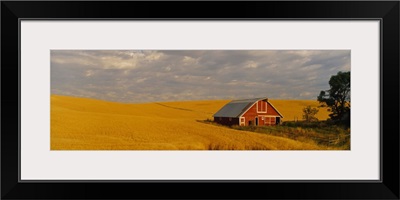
[51,50,350,103]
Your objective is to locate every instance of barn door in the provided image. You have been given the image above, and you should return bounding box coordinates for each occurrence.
[276,117,281,125]
[255,117,258,126]
[240,117,245,126]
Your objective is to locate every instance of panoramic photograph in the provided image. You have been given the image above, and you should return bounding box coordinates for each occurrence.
[50,50,350,150]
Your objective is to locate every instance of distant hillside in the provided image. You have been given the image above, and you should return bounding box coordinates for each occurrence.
[51,95,332,150]
[268,99,329,121]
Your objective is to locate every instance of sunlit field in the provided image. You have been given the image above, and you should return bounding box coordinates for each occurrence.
[51,95,347,150]
[268,99,330,121]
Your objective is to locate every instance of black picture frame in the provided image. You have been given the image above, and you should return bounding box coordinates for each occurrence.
[2,1,399,199]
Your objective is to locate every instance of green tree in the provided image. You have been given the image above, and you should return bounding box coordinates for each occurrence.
[302,106,319,122]
[317,71,350,123]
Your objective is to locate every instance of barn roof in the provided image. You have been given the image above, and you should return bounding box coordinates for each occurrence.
[213,97,268,118]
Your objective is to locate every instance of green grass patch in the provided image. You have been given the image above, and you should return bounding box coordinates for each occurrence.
[200,119,350,150]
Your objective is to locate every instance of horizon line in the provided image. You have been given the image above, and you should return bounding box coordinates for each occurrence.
[50,94,322,104]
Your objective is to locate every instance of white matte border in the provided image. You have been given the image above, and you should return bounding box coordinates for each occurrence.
[20,21,380,180]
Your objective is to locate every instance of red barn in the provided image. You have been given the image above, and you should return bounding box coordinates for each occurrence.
[213,97,284,126]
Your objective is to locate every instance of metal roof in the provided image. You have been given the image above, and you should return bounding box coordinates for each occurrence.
[213,97,267,118]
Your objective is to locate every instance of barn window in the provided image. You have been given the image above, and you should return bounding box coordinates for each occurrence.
[219,117,222,121]
[229,117,232,121]
[257,101,267,113]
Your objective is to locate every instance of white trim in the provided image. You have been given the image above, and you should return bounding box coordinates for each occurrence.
[238,102,258,118]
[238,98,268,118]
[257,115,281,117]
[267,101,284,118]
[263,116,276,125]
[240,117,245,126]
[256,100,267,113]
[255,116,259,126]
[256,115,280,125]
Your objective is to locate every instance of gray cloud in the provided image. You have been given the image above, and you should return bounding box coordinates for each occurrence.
[51,50,350,102]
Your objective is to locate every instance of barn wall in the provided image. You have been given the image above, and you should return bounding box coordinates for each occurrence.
[241,100,281,126]
[259,116,277,125]
[257,100,267,112]
[266,102,280,116]
[242,103,259,126]
[214,117,239,126]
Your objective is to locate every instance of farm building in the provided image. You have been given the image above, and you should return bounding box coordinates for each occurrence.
[213,97,284,126]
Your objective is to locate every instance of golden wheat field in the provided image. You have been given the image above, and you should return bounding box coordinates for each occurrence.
[51,95,331,150]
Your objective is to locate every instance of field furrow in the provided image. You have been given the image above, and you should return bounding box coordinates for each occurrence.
[51,95,332,150]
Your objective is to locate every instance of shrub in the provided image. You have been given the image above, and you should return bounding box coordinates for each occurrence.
[302,106,319,122]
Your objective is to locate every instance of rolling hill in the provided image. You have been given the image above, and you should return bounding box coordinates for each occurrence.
[51,95,331,150]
